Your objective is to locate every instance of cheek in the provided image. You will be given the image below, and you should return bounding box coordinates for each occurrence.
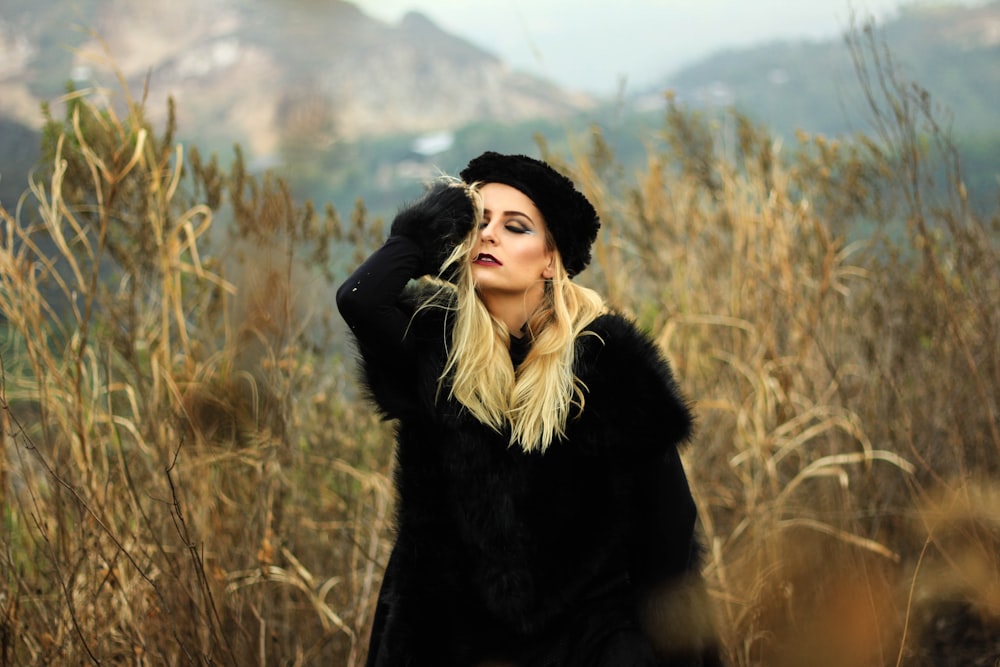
[516,239,549,264]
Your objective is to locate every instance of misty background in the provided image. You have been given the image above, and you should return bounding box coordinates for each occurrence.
[1,0,997,217]
[366,0,914,94]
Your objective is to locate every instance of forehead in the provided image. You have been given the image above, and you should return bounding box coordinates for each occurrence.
[480,182,544,222]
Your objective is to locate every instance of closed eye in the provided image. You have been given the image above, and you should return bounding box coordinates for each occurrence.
[479,219,533,234]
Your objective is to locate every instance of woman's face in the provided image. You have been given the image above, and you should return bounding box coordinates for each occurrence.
[471,182,555,305]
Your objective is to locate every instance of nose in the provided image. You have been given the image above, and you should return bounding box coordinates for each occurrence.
[479,218,498,244]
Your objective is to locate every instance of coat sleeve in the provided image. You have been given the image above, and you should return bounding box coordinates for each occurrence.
[338,179,473,418]
[336,236,426,419]
[582,315,723,664]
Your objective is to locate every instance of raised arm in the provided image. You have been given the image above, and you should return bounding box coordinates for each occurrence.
[336,234,424,355]
[336,180,476,353]
[336,181,476,419]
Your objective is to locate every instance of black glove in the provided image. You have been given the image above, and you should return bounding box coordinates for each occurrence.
[389,180,476,278]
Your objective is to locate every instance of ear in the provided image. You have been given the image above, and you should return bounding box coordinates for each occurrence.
[541,251,555,279]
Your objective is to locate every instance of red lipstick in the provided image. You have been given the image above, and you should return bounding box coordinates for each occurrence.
[473,253,502,266]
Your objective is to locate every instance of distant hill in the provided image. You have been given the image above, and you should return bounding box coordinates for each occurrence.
[648,1,1000,139]
[2,0,997,215]
[0,0,591,157]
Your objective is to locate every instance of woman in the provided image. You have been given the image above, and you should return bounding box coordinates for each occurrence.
[337,152,722,666]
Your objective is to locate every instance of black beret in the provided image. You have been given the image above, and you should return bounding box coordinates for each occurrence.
[460,151,600,277]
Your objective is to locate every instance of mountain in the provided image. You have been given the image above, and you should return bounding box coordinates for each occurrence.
[647,1,1000,139]
[0,0,592,157]
[1,0,997,215]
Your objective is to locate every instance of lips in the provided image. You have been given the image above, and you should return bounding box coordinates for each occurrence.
[473,253,502,266]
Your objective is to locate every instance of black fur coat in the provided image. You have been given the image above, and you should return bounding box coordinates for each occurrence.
[353,290,720,667]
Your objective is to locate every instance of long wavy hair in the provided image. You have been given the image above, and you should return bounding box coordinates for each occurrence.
[425,183,606,453]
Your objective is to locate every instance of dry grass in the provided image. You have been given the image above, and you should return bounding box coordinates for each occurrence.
[0,72,390,665]
[550,22,999,667]
[2,25,998,666]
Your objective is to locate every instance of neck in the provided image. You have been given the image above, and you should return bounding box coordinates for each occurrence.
[479,287,543,338]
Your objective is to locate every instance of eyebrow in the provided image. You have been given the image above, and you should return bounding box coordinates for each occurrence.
[484,208,537,227]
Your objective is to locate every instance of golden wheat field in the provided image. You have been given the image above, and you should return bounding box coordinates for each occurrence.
[1,32,998,667]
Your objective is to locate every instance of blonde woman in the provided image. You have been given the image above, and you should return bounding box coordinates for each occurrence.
[337,152,721,666]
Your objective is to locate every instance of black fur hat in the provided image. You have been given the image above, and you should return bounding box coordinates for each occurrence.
[460,151,600,277]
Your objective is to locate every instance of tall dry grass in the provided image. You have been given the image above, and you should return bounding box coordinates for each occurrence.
[550,21,999,667]
[1,23,998,666]
[0,71,391,665]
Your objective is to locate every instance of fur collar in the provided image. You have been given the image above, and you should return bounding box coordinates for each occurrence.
[356,282,693,457]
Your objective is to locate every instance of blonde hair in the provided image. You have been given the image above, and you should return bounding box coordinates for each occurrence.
[427,185,606,453]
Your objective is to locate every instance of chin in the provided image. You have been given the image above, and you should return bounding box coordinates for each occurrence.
[471,272,504,292]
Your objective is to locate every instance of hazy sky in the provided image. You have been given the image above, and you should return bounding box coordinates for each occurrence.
[361,0,942,93]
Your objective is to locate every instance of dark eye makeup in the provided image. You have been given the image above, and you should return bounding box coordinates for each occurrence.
[480,215,534,235]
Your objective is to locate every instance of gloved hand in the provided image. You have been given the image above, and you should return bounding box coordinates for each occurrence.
[389,180,476,278]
